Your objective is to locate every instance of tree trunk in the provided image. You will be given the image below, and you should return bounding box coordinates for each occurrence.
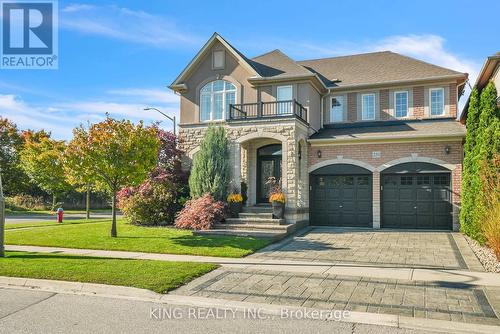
[52,194,56,211]
[110,189,117,237]
[86,185,90,219]
[0,195,5,258]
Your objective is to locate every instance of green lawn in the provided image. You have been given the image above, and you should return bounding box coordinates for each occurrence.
[5,218,110,230]
[0,251,216,293]
[5,219,271,257]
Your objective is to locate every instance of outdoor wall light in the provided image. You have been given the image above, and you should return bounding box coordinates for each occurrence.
[317,150,322,158]
[444,146,451,155]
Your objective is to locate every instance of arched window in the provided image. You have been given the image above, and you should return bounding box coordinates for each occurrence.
[200,80,236,121]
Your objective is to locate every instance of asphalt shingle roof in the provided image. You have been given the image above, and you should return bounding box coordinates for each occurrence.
[249,50,465,87]
[309,118,466,141]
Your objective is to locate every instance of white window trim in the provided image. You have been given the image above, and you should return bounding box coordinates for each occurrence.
[361,93,376,120]
[200,80,237,122]
[429,87,445,116]
[330,95,344,123]
[394,90,409,118]
[212,50,225,70]
[277,85,293,101]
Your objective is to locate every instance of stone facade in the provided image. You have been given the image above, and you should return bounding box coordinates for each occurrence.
[179,118,310,224]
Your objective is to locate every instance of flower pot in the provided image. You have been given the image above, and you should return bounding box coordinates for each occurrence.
[229,201,242,218]
[272,201,285,219]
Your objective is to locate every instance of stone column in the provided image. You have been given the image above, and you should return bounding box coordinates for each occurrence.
[372,171,381,229]
[229,141,241,192]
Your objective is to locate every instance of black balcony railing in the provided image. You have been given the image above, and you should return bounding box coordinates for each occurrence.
[229,100,308,123]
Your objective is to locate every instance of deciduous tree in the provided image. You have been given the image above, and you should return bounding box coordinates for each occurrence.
[19,132,71,209]
[66,117,159,237]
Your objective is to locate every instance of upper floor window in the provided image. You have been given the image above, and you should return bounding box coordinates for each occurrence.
[200,80,236,121]
[361,93,375,120]
[430,88,444,116]
[277,85,293,114]
[212,50,225,69]
[330,96,344,122]
[394,91,408,118]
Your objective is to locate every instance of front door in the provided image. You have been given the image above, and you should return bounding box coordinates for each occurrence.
[257,144,282,203]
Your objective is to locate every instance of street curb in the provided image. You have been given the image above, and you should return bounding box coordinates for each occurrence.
[1,276,499,334]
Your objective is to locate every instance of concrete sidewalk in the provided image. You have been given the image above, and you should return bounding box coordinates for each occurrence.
[6,244,500,287]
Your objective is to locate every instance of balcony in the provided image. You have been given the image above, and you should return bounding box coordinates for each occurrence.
[228,100,308,124]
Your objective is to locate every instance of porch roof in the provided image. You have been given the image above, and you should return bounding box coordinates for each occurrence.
[309,118,466,142]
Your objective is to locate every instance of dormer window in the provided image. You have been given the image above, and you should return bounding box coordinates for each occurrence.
[212,50,225,69]
[200,80,236,121]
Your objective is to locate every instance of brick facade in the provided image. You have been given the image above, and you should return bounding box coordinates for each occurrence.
[412,86,425,118]
[308,140,463,230]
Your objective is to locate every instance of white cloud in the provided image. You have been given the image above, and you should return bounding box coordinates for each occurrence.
[60,4,200,48]
[107,88,179,104]
[0,87,179,140]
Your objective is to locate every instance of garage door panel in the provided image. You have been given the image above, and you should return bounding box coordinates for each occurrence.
[382,173,452,230]
[311,174,372,227]
[399,189,415,201]
[416,188,433,200]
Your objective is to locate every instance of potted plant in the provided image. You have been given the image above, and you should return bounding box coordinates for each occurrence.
[227,193,243,218]
[267,177,286,219]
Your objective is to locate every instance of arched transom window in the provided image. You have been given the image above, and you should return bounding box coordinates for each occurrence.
[200,80,236,121]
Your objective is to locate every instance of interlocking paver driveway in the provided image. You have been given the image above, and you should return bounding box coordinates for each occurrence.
[173,268,500,325]
[252,228,468,269]
[172,228,499,326]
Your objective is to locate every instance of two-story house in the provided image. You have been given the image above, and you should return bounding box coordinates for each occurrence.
[170,33,467,232]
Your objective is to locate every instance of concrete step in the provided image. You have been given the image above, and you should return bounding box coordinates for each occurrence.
[194,229,287,241]
[238,212,274,219]
[214,223,293,232]
[242,206,272,213]
[225,217,285,225]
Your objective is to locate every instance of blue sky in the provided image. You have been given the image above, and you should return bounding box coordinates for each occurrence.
[1,0,499,139]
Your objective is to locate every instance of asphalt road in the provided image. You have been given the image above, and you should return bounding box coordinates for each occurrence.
[0,287,439,334]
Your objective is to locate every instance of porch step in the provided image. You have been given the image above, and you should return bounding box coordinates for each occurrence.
[238,212,274,219]
[193,229,287,241]
[214,223,293,232]
[241,206,272,214]
[225,217,285,225]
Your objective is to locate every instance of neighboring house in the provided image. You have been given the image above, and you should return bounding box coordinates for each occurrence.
[170,33,468,231]
[460,52,500,123]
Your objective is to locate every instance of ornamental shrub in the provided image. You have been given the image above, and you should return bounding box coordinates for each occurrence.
[174,194,226,230]
[118,168,181,226]
[117,130,189,226]
[188,126,230,201]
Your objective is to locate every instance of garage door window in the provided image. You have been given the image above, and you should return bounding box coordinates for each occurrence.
[343,176,354,185]
[384,176,397,186]
[417,176,430,185]
[401,176,413,185]
[434,175,449,185]
[358,176,369,185]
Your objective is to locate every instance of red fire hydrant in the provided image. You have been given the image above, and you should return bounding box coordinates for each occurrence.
[56,207,64,223]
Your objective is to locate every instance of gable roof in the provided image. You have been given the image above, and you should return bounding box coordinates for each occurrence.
[169,33,260,90]
[298,51,466,89]
[170,34,467,95]
[251,49,314,78]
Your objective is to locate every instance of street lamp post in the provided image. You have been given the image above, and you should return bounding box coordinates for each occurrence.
[0,169,5,257]
[144,107,176,135]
